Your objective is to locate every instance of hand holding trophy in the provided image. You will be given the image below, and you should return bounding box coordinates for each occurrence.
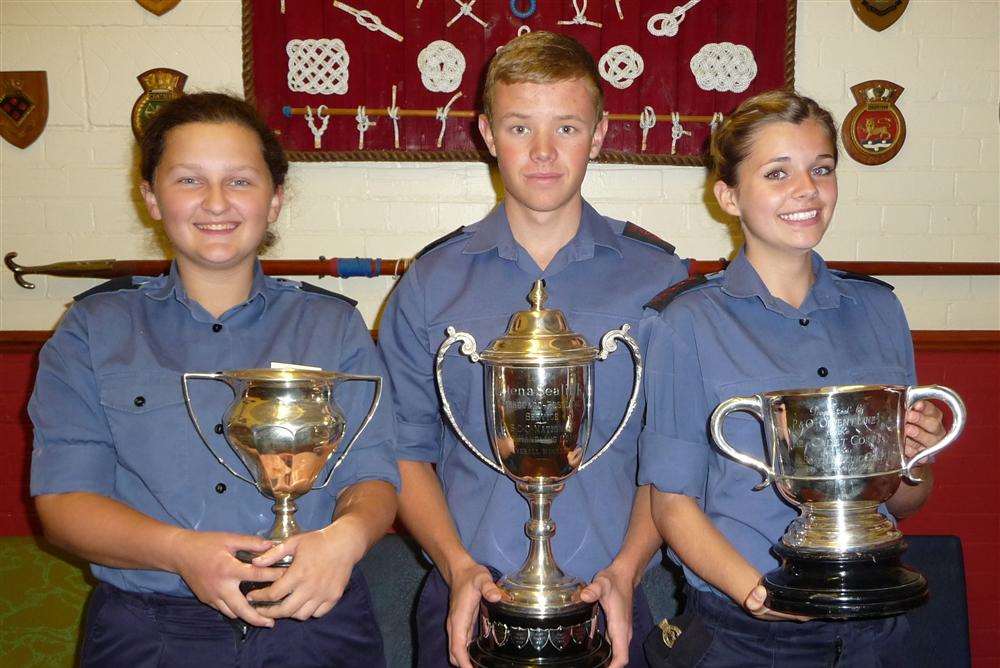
[436,280,642,667]
[710,384,965,618]
[182,368,381,601]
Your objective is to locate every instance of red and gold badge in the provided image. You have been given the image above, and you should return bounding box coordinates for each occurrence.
[0,71,48,149]
[131,68,187,139]
[850,0,909,32]
[841,80,907,166]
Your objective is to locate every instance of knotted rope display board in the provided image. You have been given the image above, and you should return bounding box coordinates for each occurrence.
[243,0,796,163]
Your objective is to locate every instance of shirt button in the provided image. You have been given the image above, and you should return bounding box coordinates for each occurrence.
[817,367,829,377]
[133,396,145,407]
[214,423,224,435]
[212,323,223,332]
[215,482,227,494]
[799,318,810,326]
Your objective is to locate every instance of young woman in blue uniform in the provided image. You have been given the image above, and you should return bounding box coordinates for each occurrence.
[29,93,398,667]
[638,90,946,666]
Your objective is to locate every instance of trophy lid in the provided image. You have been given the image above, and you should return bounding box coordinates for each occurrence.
[479,280,599,365]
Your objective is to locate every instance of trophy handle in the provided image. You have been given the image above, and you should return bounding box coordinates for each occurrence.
[579,324,643,471]
[435,326,504,474]
[314,373,383,489]
[902,384,967,483]
[181,372,257,487]
[709,395,775,491]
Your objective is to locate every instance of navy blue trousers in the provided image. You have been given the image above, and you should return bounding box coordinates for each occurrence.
[80,570,385,668]
[652,587,910,668]
[416,567,655,667]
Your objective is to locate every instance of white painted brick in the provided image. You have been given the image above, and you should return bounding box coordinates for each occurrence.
[814,234,858,261]
[462,163,497,200]
[438,202,493,231]
[919,37,997,69]
[0,27,87,126]
[882,205,931,234]
[892,275,971,303]
[952,235,1000,262]
[1,166,67,198]
[795,68,846,106]
[288,164,366,200]
[935,69,999,104]
[2,1,145,27]
[1,136,45,165]
[928,205,978,235]
[902,69,948,103]
[42,128,93,164]
[588,166,662,201]
[948,284,1000,329]
[977,205,999,235]
[900,300,950,330]
[91,128,136,166]
[800,2,852,36]
[286,197,341,233]
[3,298,72,331]
[931,137,985,170]
[140,0,241,27]
[955,172,999,204]
[857,234,952,261]
[638,203,689,235]
[659,167,710,204]
[904,102,966,137]
[366,165,466,201]
[1,197,44,235]
[585,201,638,224]
[63,166,133,199]
[899,1,954,36]
[362,233,435,259]
[338,200,392,234]
[828,203,884,233]
[828,34,919,71]
[857,171,954,204]
[963,104,1000,135]
[951,2,1000,36]
[980,137,998,171]
[44,199,94,234]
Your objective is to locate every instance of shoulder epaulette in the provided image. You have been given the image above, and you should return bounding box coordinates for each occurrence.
[73,276,138,302]
[414,226,467,260]
[621,222,676,255]
[832,270,895,291]
[298,282,358,306]
[643,275,708,312]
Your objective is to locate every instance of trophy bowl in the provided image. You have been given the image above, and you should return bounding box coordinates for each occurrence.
[437,281,642,667]
[710,383,966,618]
[183,368,381,600]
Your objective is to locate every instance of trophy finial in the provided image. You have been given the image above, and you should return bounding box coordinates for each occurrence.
[528,279,547,310]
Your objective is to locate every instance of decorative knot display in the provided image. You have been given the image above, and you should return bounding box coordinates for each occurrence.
[304,105,329,149]
[280,0,286,14]
[287,39,350,95]
[387,85,401,149]
[355,106,375,150]
[447,0,488,27]
[418,40,466,93]
[332,1,403,42]
[710,111,724,134]
[670,112,691,155]
[557,0,602,28]
[647,0,703,38]
[598,45,644,90]
[518,25,531,36]
[690,42,758,93]
[639,106,656,152]
[509,0,536,20]
[614,0,624,20]
[435,92,463,148]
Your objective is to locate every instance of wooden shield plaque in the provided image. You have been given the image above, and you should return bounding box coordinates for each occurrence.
[850,0,909,32]
[135,0,181,16]
[0,71,48,149]
[841,80,906,165]
[131,68,188,139]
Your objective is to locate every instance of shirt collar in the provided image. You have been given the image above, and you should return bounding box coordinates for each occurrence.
[461,199,623,262]
[142,260,269,323]
[721,248,854,317]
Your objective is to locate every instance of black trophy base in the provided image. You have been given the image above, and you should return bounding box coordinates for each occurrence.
[764,540,928,619]
[236,549,291,606]
[469,599,611,667]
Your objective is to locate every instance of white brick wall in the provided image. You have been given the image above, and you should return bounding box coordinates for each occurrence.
[1,0,997,329]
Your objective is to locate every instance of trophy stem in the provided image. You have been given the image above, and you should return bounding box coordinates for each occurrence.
[516,481,565,587]
[783,501,901,553]
[268,494,301,543]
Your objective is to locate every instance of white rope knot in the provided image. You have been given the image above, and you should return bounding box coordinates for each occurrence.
[648,0,702,38]
[670,112,691,155]
[355,105,375,150]
[436,92,463,148]
[305,105,330,149]
[280,0,286,14]
[639,106,656,152]
[557,0,602,28]
[387,85,401,149]
[710,112,724,134]
[447,0,488,27]
[418,40,466,93]
[287,39,350,95]
[598,45,644,90]
[690,42,758,93]
[333,1,403,42]
[614,0,623,19]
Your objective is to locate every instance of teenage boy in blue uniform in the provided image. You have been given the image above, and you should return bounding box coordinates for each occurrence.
[379,31,687,668]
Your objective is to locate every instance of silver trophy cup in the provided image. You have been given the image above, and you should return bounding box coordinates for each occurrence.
[710,383,966,617]
[182,369,381,594]
[436,280,642,667]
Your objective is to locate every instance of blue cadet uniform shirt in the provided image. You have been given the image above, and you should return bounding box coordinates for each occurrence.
[30,260,400,597]
[638,248,916,596]
[379,201,687,580]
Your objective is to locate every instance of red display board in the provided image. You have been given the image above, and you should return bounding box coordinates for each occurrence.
[243,0,796,162]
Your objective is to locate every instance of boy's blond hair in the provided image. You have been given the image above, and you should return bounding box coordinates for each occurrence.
[483,31,604,123]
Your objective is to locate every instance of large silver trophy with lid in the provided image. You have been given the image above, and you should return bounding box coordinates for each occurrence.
[436,280,642,667]
[710,383,965,618]
[182,369,381,600]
